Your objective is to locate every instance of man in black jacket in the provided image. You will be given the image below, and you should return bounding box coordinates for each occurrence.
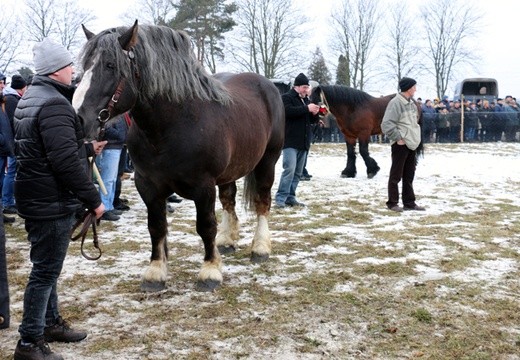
[274,73,319,208]
[13,38,106,360]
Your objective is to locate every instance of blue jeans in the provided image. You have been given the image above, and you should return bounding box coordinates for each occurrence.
[19,214,75,342]
[275,148,307,205]
[95,149,122,212]
[2,156,16,207]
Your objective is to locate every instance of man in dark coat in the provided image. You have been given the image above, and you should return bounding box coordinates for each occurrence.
[274,73,319,208]
[3,75,28,218]
[13,38,106,360]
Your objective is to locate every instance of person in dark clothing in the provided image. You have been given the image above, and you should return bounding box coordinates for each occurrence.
[421,99,437,143]
[274,73,319,208]
[464,101,479,142]
[3,75,27,217]
[13,38,106,360]
[96,113,127,221]
[0,72,11,330]
[0,73,16,224]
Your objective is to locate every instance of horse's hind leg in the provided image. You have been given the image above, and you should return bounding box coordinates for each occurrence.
[246,160,275,263]
[135,174,169,292]
[194,186,223,292]
[216,182,240,255]
[359,140,380,178]
[341,141,357,178]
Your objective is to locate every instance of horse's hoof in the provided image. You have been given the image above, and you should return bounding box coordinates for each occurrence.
[251,252,269,263]
[367,172,377,179]
[140,280,166,292]
[217,245,236,255]
[341,173,356,178]
[196,279,221,292]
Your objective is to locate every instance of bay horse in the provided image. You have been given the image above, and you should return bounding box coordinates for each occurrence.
[310,85,393,178]
[72,21,285,292]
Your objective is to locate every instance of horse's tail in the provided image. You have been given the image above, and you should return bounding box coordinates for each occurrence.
[242,172,257,212]
[415,98,425,164]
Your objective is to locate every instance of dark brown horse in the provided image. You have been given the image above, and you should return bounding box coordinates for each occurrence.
[72,22,285,292]
[310,85,394,178]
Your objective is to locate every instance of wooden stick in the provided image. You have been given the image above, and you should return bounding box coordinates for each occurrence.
[91,159,107,195]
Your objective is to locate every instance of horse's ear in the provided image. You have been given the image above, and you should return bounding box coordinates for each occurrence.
[118,20,139,50]
[82,24,95,40]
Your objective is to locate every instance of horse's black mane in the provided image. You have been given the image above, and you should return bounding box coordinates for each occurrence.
[78,24,231,104]
[319,85,375,107]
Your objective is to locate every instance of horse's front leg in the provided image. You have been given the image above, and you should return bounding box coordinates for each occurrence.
[341,140,357,178]
[135,174,169,292]
[359,140,380,178]
[216,182,240,255]
[194,186,223,292]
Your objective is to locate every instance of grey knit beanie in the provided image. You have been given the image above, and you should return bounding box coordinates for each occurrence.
[33,38,73,75]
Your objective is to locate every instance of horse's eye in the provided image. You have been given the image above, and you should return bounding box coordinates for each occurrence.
[106,62,116,70]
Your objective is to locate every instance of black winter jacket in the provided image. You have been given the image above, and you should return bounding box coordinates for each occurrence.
[0,106,12,157]
[14,75,101,220]
[281,89,318,150]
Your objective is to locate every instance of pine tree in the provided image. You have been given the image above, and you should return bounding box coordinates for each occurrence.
[307,47,331,85]
[335,55,350,86]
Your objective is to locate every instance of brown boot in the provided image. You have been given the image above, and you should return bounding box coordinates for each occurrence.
[44,317,87,343]
[14,339,63,360]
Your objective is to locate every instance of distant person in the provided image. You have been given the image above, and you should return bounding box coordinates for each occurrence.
[0,73,15,224]
[96,113,127,221]
[274,73,319,208]
[13,38,106,360]
[381,77,425,212]
[3,75,28,217]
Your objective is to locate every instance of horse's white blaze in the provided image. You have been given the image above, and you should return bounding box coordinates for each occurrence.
[216,210,240,247]
[72,67,94,112]
[251,215,271,255]
[198,249,223,282]
[142,259,168,283]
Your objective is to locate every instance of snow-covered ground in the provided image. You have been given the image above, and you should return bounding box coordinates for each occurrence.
[2,142,519,359]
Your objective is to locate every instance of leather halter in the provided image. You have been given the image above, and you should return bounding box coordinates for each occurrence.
[96,48,139,141]
[320,90,332,114]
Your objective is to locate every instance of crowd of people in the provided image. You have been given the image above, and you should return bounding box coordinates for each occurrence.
[418,95,519,143]
[312,95,520,144]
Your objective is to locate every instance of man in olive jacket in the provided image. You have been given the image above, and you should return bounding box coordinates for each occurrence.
[381,77,425,213]
[13,38,106,360]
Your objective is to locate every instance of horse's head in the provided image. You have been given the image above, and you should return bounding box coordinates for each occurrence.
[73,21,141,140]
[309,86,322,105]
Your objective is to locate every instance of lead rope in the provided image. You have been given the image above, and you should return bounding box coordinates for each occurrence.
[70,119,109,261]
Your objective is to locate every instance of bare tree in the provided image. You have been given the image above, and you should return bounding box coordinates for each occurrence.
[230,0,304,79]
[0,9,26,73]
[122,0,178,25]
[331,0,381,90]
[420,0,482,98]
[23,0,95,52]
[380,2,422,92]
[56,0,96,50]
[23,0,57,42]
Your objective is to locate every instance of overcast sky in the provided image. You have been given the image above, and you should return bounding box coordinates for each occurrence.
[66,0,520,100]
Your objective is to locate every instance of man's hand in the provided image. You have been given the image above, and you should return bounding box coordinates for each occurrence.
[91,140,107,155]
[308,103,320,115]
[397,139,406,145]
[93,203,105,219]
